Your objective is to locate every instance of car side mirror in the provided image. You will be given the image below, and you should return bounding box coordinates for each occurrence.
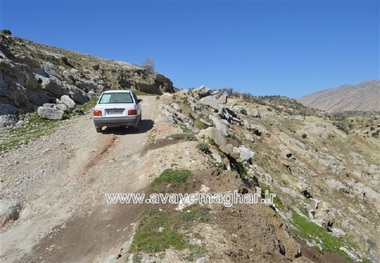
[138,99,143,103]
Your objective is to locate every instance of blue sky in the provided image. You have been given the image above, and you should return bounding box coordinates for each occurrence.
[1,0,379,98]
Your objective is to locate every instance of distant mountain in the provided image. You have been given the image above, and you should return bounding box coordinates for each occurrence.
[297,80,380,113]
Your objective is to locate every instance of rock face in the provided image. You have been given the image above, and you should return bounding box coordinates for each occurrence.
[0,31,175,125]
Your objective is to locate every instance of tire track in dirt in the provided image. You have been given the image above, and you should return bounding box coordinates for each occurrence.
[69,134,117,178]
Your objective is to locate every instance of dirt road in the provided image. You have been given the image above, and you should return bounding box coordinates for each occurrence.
[0,96,157,263]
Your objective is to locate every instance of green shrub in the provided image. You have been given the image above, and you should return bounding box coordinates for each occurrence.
[196,142,211,154]
[185,134,197,141]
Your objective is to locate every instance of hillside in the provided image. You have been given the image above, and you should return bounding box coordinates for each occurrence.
[1,32,380,263]
[297,80,380,113]
[0,30,175,126]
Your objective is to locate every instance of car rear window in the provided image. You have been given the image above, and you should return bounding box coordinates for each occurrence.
[99,93,133,104]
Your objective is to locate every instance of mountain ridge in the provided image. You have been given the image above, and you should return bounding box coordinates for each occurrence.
[297,80,380,113]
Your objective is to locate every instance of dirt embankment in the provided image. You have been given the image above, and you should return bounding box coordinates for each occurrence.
[0,96,158,263]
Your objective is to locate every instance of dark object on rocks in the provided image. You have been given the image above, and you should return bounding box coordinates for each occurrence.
[238,184,249,194]
[252,175,259,187]
[242,177,254,190]
[301,190,313,198]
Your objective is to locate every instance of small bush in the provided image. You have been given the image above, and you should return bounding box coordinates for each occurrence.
[185,134,197,141]
[196,142,211,154]
[195,119,209,130]
[142,58,155,73]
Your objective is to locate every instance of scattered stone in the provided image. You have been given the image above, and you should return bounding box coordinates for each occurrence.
[37,106,64,120]
[0,200,22,227]
[60,95,76,110]
[0,114,18,127]
[232,145,255,163]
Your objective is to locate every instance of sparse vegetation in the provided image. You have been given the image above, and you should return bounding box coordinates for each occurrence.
[130,208,187,253]
[195,119,209,130]
[185,244,207,261]
[291,210,351,260]
[0,113,61,153]
[196,142,211,154]
[151,168,192,186]
[141,58,155,73]
[130,206,211,254]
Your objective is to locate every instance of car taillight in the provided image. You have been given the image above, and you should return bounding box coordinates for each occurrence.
[128,109,137,115]
[93,110,102,116]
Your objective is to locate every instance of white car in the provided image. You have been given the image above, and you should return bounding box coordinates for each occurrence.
[93,90,142,133]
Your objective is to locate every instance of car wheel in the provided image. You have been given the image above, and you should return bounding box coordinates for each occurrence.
[96,127,102,133]
[132,116,141,132]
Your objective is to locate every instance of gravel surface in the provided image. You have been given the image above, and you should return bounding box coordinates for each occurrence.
[0,96,158,263]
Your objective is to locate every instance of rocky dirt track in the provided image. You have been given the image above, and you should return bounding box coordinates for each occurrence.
[0,96,157,263]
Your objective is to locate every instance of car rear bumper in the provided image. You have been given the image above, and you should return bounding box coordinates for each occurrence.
[93,115,140,127]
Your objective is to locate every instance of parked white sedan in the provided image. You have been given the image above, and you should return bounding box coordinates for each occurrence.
[93,90,142,133]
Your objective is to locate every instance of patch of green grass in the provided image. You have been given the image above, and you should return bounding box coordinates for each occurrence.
[291,210,351,260]
[259,185,284,210]
[185,244,206,261]
[0,113,61,153]
[185,134,197,141]
[130,206,211,255]
[130,208,187,253]
[151,169,192,186]
[180,208,212,223]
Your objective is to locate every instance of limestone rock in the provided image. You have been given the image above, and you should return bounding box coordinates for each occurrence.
[60,95,76,109]
[37,106,64,120]
[232,145,255,163]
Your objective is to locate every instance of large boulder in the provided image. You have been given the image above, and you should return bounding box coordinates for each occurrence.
[66,85,89,104]
[199,93,228,111]
[37,105,64,120]
[232,145,255,163]
[37,74,67,98]
[60,95,76,109]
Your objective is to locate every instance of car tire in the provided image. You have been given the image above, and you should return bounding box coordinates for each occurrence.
[132,116,141,133]
[96,127,102,133]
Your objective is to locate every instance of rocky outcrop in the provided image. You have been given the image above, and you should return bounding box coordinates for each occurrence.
[156,86,380,262]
